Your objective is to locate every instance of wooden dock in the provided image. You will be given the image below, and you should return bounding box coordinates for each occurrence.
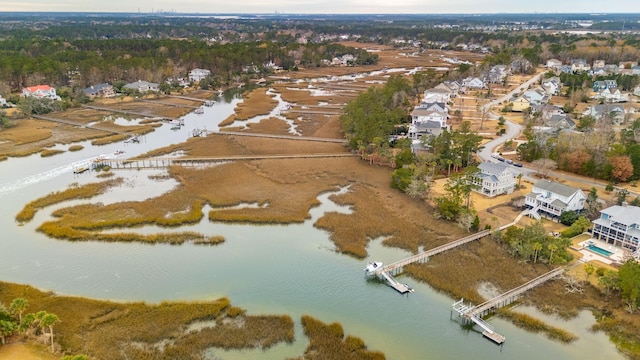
[210,131,348,144]
[378,271,414,294]
[94,153,357,170]
[451,267,565,345]
[82,104,176,121]
[375,229,492,277]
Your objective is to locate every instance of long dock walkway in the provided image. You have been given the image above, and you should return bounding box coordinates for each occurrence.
[94,153,356,169]
[33,115,131,136]
[375,229,492,277]
[451,267,565,345]
[210,131,348,144]
[82,104,176,121]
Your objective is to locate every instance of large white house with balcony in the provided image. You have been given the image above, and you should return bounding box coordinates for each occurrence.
[524,180,585,220]
[22,85,61,100]
[592,205,640,257]
[188,68,211,82]
[473,162,516,197]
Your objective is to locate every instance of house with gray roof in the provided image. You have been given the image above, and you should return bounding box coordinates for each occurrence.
[123,80,159,93]
[472,162,516,197]
[83,83,115,98]
[592,205,640,256]
[525,180,586,220]
[545,114,576,130]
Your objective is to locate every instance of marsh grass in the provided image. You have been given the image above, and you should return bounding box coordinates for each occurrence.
[497,310,578,343]
[295,315,385,360]
[0,282,294,360]
[68,145,84,151]
[90,134,129,145]
[40,148,65,157]
[15,178,124,223]
[219,88,277,126]
[0,155,7,161]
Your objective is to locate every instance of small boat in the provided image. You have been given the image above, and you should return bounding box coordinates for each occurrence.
[171,124,181,130]
[204,100,215,107]
[73,165,89,174]
[114,150,126,156]
[364,261,383,278]
[194,107,204,114]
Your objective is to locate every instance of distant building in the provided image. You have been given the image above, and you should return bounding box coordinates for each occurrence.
[525,180,586,220]
[592,205,640,256]
[473,162,516,197]
[0,95,6,107]
[123,80,159,93]
[188,68,211,82]
[22,85,60,100]
[83,83,115,98]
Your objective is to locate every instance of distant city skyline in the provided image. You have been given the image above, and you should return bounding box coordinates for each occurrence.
[3,0,640,14]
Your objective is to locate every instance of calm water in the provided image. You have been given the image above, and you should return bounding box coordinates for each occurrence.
[0,95,625,360]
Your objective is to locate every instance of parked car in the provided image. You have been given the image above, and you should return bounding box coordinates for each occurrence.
[513,162,523,167]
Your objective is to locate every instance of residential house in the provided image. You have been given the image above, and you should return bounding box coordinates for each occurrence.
[545,114,576,130]
[592,205,640,255]
[532,103,564,121]
[123,80,159,93]
[188,68,211,82]
[22,85,60,100]
[462,77,485,90]
[434,82,460,97]
[83,83,115,98]
[583,104,626,124]
[523,88,549,106]
[486,65,509,84]
[473,162,516,197]
[619,61,638,70]
[541,77,562,95]
[570,59,590,73]
[559,65,574,74]
[410,108,448,129]
[511,96,531,112]
[442,80,465,95]
[510,58,533,74]
[423,87,452,103]
[592,59,605,69]
[417,101,448,114]
[593,88,628,103]
[604,64,619,74]
[408,120,445,140]
[591,67,608,76]
[634,86,640,97]
[632,66,640,75]
[525,179,586,220]
[546,58,563,70]
[593,80,617,92]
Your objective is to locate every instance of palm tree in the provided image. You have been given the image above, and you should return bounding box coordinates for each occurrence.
[9,298,27,323]
[532,242,543,263]
[40,312,59,353]
[548,243,558,264]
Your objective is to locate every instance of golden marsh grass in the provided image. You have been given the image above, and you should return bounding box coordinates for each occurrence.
[0,281,293,360]
[68,145,84,151]
[297,315,385,360]
[40,148,64,157]
[219,87,278,126]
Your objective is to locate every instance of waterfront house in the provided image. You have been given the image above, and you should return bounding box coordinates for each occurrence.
[188,68,211,82]
[546,59,562,70]
[410,108,448,129]
[123,80,159,93]
[417,101,448,114]
[525,180,586,219]
[473,162,516,197]
[592,205,640,255]
[83,83,115,98]
[22,85,61,100]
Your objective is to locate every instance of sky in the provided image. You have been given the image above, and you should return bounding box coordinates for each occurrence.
[3,0,640,14]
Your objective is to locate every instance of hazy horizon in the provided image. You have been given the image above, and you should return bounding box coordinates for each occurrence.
[3,0,640,15]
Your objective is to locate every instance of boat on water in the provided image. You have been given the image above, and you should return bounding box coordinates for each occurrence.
[194,107,204,114]
[204,100,215,107]
[73,165,89,174]
[364,262,383,278]
[171,124,181,130]
[114,150,126,156]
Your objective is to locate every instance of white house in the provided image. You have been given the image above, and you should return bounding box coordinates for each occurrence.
[123,80,159,93]
[410,108,448,128]
[523,88,549,106]
[592,205,640,256]
[546,58,563,70]
[188,68,211,82]
[22,85,61,100]
[473,162,516,197]
[570,59,590,73]
[0,95,6,107]
[525,180,586,220]
[541,77,562,95]
[462,77,485,89]
[423,87,452,103]
[417,101,448,114]
[593,88,628,103]
[583,104,626,124]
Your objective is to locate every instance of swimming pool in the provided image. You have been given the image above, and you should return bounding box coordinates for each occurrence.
[587,244,614,257]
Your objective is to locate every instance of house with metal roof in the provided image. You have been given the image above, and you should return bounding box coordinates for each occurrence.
[472,162,516,197]
[525,180,586,220]
[592,205,640,257]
